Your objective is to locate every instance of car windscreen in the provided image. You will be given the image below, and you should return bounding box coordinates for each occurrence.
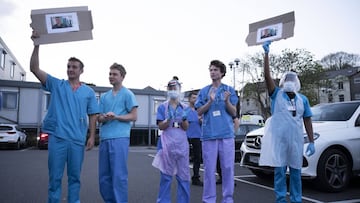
[311,102,360,121]
[235,125,261,137]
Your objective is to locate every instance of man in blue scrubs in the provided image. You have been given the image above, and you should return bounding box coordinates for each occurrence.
[30,31,99,203]
[97,63,138,203]
[186,91,203,186]
[195,60,238,203]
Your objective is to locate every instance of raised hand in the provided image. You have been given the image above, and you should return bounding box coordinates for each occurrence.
[262,41,271,54]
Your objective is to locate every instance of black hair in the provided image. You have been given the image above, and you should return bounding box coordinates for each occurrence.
[188,90,198,98]
[209,60,226,78]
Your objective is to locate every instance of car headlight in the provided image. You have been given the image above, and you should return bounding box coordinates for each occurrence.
[304,132,320,143]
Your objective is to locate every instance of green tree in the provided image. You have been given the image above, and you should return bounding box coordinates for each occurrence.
[240,48,323,118]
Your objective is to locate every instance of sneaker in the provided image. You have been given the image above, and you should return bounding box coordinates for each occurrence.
[192,179,203,186]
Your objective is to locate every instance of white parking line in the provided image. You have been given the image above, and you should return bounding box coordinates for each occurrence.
[233,176,324,203]
[147,154,355,203]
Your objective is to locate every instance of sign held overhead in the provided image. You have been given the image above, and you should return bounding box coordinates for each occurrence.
[245,11,295,46]
[30,6,93,45]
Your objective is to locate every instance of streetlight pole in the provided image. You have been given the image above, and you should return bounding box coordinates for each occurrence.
[234,58,242,117]
[229,58,241,117]
[228,61,235,88]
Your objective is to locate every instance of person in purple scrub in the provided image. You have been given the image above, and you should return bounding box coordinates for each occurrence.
[152,76,191,203]
[195,60,238,203]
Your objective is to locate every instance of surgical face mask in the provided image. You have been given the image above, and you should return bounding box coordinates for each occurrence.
[282,81,296,92]
[167,90,180,99]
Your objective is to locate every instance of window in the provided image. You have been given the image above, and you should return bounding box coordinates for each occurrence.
[1,92,18,109]
[354,77,360,84]
[0,49,6,69]
[338,82,343,90]
[10,62,15,78]
[339,94,344,102]
[246,99,250,106]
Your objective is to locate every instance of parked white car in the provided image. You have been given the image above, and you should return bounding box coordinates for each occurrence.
[240,101,360,192]
[0,124,27,149]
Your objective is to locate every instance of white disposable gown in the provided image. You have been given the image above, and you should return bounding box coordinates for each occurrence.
[152,103,190,181]
[259,90,305,169]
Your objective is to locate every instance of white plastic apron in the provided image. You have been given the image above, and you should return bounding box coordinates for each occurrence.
[259,90,305,169]
[152,102,190,181]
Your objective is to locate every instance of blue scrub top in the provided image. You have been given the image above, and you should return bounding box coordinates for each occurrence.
[270,87,312,118]
[157,101,186,122]
[195,84,238,140]
[42,74,100,145]
[99,87,138,140]
[186,107,202,139]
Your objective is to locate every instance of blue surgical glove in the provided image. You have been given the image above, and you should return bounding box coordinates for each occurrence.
[262,41,271,54]
[306,142,315,156]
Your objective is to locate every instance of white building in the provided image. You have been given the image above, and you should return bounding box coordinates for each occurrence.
[0,80,167,146]
[0,37,26,81]
[318,67,360,103]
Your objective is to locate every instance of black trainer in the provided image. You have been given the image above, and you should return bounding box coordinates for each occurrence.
[192,179,203,186]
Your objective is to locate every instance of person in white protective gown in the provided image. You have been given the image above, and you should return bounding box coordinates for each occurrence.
[152,76,191,203]
[259,41,316,203]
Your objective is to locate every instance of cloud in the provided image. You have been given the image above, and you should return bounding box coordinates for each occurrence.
[0,0,16,17]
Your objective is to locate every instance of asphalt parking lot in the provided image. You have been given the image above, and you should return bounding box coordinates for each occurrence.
[0,146,359,203]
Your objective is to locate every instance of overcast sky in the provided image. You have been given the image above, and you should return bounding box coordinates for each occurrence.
[1,0,359,91]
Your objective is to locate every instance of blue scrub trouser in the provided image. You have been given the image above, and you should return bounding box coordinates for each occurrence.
[157,172,190,203]
[48,135,84,203]
[274,166,302,203]
[99,138,129,203]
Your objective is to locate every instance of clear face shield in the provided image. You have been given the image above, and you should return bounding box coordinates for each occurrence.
[167,80,182,100]
[279,71,301,92]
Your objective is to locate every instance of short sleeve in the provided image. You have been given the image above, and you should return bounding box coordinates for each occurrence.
[157,104,166,121]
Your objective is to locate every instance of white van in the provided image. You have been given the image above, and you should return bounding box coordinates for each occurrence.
[240,115,265,126]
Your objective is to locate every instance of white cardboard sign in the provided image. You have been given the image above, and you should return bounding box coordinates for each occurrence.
[246,11,295,46]
[30,6,93,45]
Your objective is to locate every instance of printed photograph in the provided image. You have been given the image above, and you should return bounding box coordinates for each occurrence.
[256,23,283,43]
[46,12,80,34]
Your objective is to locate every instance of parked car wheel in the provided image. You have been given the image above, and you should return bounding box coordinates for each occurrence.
[14,139,21,150]
[315,148,351,192]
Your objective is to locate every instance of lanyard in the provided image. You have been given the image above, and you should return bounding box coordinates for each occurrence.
[167,104,183,119]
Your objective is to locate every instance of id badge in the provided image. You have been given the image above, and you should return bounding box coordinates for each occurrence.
[287,105,296,111]
[173,122,179,128]
[212,110,221,117]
